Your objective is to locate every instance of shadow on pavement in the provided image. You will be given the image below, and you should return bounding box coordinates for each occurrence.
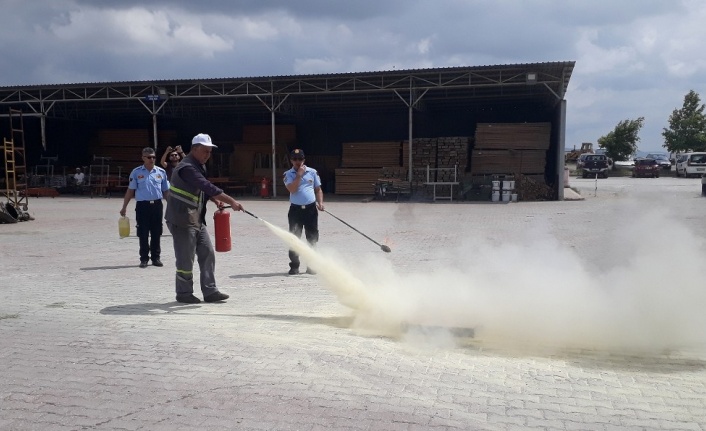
[248,313,354,329]
[100,302,201,314]
[565,352,706,374]
[455,339,706,373]
[81,265,140,271]
[229,272,288,279]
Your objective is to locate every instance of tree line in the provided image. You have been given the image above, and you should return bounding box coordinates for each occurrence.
[597,90,706,161]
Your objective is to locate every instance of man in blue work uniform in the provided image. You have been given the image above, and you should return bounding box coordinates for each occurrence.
[120,147,170,268]
[165,133,244,304]
[283,148,325,275]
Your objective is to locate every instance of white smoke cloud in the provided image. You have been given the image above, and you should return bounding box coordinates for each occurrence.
[263,209,706,354]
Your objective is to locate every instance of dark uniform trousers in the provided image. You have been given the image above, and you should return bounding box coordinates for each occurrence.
[135,200,163,262]
[288,202,319,270]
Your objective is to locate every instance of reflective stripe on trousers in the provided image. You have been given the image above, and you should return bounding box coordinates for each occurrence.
[166,222,218,296]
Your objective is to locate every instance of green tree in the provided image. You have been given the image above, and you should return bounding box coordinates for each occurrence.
[598,117,645,161]
[662,90,706,153]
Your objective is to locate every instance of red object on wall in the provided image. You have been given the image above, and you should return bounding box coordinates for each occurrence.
[213,208,231,252]
[260,177,270,198]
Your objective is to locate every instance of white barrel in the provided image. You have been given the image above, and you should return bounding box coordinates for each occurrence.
[502,180,515,190]
[491,190,500,202]
[502,190,511,202]
[511,193,518,202]
[492,180,500,190]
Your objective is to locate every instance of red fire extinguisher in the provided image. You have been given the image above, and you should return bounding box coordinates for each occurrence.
[260,177,270,198]
[213,208,231,252]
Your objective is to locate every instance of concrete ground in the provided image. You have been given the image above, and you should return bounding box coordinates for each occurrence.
[1,176,705,431]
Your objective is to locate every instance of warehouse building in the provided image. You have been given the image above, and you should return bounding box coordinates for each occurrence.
[0,62,574,201]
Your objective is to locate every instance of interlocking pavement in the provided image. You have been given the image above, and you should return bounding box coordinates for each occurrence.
[1,176,705,430]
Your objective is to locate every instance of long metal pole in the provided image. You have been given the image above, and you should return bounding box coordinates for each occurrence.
[557,99,567,200]
[40,114,46,151]
[152,113,158,152]
[271,110,277,198]
[407,88,413,183]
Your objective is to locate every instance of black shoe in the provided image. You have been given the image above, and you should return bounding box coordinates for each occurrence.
[305,268,316,275]
[204,291,229,303]
[176,293,201,304]
[139,261,149,268]
[288,267,300,275]
[152,260,163,267]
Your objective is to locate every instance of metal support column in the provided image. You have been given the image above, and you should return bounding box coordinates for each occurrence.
[557,99,567,200]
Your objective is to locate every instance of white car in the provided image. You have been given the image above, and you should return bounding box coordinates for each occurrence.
[676,152,706,177]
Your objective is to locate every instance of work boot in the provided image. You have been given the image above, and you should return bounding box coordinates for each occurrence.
[152,259,163,267]
[139,261,149,268]
[176,293,200,304]
[204,291,229,303]
[288,267,300,275]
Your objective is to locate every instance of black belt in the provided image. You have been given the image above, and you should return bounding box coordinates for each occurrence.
[291,202,316,209]
[137,200,161,204]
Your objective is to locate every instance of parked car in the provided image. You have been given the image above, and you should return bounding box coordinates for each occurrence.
[676,152,706,177]
[646,153,671,170]
[581,154,610,178]
[576,153,590,170]
[632,158,660,178]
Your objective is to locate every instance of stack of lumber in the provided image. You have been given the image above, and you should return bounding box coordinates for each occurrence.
[335,168,381,195]
[470,150,546,175]
[91,129,177,172]
[475,123,551,150]
[336,141,402,195]
[471,122,550,176]
[341,142,401,167]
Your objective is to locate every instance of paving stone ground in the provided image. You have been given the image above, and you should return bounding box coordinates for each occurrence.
[1,175,705,431]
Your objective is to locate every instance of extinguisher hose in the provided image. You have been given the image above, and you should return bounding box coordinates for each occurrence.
[221,205,258,219]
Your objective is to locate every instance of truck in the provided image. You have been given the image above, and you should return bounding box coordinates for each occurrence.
[565,142,594,163]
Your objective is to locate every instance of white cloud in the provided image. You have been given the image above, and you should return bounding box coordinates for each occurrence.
[49,7,233,57]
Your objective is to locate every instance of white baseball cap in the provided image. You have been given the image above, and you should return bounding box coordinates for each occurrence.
[191,133,218,148]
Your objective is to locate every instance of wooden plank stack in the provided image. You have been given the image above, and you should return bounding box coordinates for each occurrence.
[471,123,550,178]
[474,123,551,150]
[335,141,402,195]
[470,149,546,175]
[469,123,553,201]
[91,129,177,172]
[341,142,401,168]
[334,168,382,195]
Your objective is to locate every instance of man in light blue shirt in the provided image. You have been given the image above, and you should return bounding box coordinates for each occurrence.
[283,149,324,275]
[120,147,170,268]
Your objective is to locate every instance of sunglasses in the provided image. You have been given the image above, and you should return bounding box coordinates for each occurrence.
[291,157,304,161]
[143,155,156,159]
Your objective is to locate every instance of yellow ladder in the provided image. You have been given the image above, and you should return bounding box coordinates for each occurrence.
[3,109,29,210]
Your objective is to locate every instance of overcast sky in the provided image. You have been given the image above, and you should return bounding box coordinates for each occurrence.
[1,0,705,152]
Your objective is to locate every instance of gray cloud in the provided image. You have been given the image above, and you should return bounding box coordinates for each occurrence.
[1,0,704,151]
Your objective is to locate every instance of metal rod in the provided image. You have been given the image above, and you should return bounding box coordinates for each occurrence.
[324,210,391,253]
